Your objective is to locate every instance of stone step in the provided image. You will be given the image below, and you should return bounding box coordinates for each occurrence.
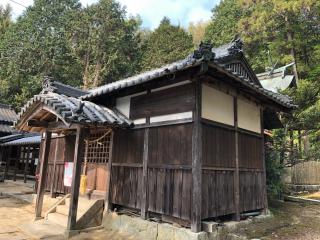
[47,212,68,227]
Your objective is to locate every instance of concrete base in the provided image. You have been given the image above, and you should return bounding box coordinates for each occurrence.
[102,212,272,240]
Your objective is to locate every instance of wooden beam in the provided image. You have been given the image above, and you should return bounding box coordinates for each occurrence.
[4,146,12,180]
[141,123,150,219]
[35,131,52,218]
[23,146,31,183]
[13,146,20,182]
[233,97,240,221]
[67,126,86,230]
[261,108,268,213]
[105,130,114,212]
[27,119,49,128]
[191,81,202,232]
[50,136,60,198]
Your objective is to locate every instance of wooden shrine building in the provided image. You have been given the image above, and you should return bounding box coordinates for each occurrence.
[15,40,295,233]
[0,103,18,137]
[0,133,41,182]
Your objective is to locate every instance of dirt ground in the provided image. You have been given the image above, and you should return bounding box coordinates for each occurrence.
[1,181,320,239]
[238,200,320,240]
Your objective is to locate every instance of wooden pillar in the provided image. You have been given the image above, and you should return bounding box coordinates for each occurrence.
[191,81,202,232]
[13,146,20,182]
[105,129,114,212]
[4,146,12,180]
[35,131,52,218]
[50,137,59,198]
[233,97,240,221]
[261,108,268,212]
[67,126,85,231]
[24,145,31,183]
[141,126,150,219]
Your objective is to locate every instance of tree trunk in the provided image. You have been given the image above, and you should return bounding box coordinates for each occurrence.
[285,16,299,84]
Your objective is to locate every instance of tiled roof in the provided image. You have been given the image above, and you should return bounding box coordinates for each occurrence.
[1,135,41,146]
[0,133,24,143]
[0,104,18,123]
[82,42,295,110]
[41,76,88,98]
[16,92,133,128]
[257,62,296,93]
[83,56,202,100]
[0,123,17,134]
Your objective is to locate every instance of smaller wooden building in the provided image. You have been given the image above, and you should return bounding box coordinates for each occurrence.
[0,103,18,137]
[0,133,41,182]
[15,40,296,233]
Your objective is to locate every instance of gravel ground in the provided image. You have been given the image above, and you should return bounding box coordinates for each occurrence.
[238,200,320,240]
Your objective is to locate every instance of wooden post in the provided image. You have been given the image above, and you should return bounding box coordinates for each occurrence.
[67,126,85,231]
[261,108,268,213]
[35,131,52,218]
[4,146,12,180]
[105,129,114,212]
[24,145,31,183]
[50,137,59,198]
[233,97,240,221]
[13,146,20,182]
[141,126,150,219]
[191,81,202,232]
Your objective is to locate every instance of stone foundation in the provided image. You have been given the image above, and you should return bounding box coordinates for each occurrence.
[102,212,272,240]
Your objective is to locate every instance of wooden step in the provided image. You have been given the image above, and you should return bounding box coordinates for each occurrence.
[55,204,86,218]
[65,197,96,212]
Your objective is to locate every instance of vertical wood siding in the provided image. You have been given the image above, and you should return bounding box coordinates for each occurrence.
[239,171,265,212]
[201,170,235,219]
[202,123,235,168]
[239,132,263,169]
[110,121,265,222]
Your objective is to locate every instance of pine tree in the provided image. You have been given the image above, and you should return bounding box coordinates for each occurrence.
[141,17,194,71]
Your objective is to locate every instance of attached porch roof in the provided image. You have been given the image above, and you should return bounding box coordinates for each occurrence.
[15,92,133,132]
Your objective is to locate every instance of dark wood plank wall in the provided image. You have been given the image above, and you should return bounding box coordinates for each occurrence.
[110,79,266,224]
[111,128,144,209]
[239,132,263,169]
[201,123,236,219]
[148,124,193,220]
[201,120,264,218]
[238,131,265,212]
[130,83,194,119]
[239,171,265,212]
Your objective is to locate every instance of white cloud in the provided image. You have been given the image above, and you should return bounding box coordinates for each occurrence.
[2,0,218,29]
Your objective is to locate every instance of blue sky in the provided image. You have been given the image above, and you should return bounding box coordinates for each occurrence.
[2,0,219,29]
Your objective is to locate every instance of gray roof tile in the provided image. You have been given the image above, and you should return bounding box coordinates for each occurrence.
[82,41,295,110]
[16,92,133,128]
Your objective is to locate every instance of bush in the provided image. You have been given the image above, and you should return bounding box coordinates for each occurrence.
[265,142,285,198]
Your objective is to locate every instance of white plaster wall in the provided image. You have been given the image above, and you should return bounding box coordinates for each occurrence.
[151,80,191,92]
[150,111,193,123]
[116,96,130,118]
[201,84,234,126]
[237,97,261,133]
[115,91,147,118]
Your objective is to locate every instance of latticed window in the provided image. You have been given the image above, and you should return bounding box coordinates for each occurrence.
[83,129,112,164]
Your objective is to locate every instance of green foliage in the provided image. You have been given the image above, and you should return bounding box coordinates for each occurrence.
[141,17,194,71]
[0,0,82,108]
[265,142,284,197]
[204,0,243,47]
[70,0,142,88]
